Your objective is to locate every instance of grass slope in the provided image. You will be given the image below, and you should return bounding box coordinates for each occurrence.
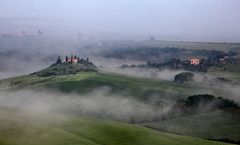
[0,72,216,101]
[0,72,238,144]
[0,107,232,145]
[143,107,240,142]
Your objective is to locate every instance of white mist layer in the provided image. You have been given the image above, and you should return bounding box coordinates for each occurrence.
[0,88,173,123]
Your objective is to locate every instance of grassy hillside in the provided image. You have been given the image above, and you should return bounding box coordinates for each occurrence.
[0,107,232,145]
[208,66,240,81]
[0,72,217,101]
[0,72,239,144]
[143,107,240,143]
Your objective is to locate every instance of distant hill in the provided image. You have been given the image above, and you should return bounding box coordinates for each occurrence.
[83,40,240,61]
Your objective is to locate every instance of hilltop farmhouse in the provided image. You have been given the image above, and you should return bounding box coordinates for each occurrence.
[55,55,90,65]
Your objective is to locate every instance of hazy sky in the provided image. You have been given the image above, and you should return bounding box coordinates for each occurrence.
[0,0,240,42]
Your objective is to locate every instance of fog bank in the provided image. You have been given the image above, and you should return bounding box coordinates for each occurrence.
[0,88,173,123]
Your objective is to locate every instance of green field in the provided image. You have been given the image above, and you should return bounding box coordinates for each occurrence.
[0,107,232,145]
[0,72,239,144]
[0,72,220,101]
[143,107,240,143]
[208,66,240,81]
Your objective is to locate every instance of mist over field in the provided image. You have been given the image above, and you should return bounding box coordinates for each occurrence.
[1,87,239,124]
[0,88,174,123]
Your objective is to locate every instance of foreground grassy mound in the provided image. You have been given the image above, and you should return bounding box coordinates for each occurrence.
[143,107,240,143]
[0,72,239,144]
[0,107,232,145]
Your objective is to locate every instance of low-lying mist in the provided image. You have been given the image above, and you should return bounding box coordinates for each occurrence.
[94,58,240,103]
[0,36,88,79]
[95,57,215,82]
[0,88,173,123]
[1,86,239,124]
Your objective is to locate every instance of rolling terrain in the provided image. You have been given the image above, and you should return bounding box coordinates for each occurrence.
[143,107,240,143]
[0,71,239,144]
[0,107,233,145]
[0,71,219,100]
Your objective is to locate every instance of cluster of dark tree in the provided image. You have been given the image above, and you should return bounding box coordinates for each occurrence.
[110,45,240,72]
[174,72,194,83]
[122,54,240,72]
[148,59,209,72]
[54,55,90,65]
[171,94,238,116]
[173,72,233,86]
[121,64,146,68]
[102,46,239,62]
[103,47,186,62]
[122,59,209,72]
[151,55,239,72]
[137,94,239,123]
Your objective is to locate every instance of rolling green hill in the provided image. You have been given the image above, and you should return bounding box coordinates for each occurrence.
[0,72,220,101]
[0,72,239,144]
[0,107,232,145]
[143,107,240,143]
